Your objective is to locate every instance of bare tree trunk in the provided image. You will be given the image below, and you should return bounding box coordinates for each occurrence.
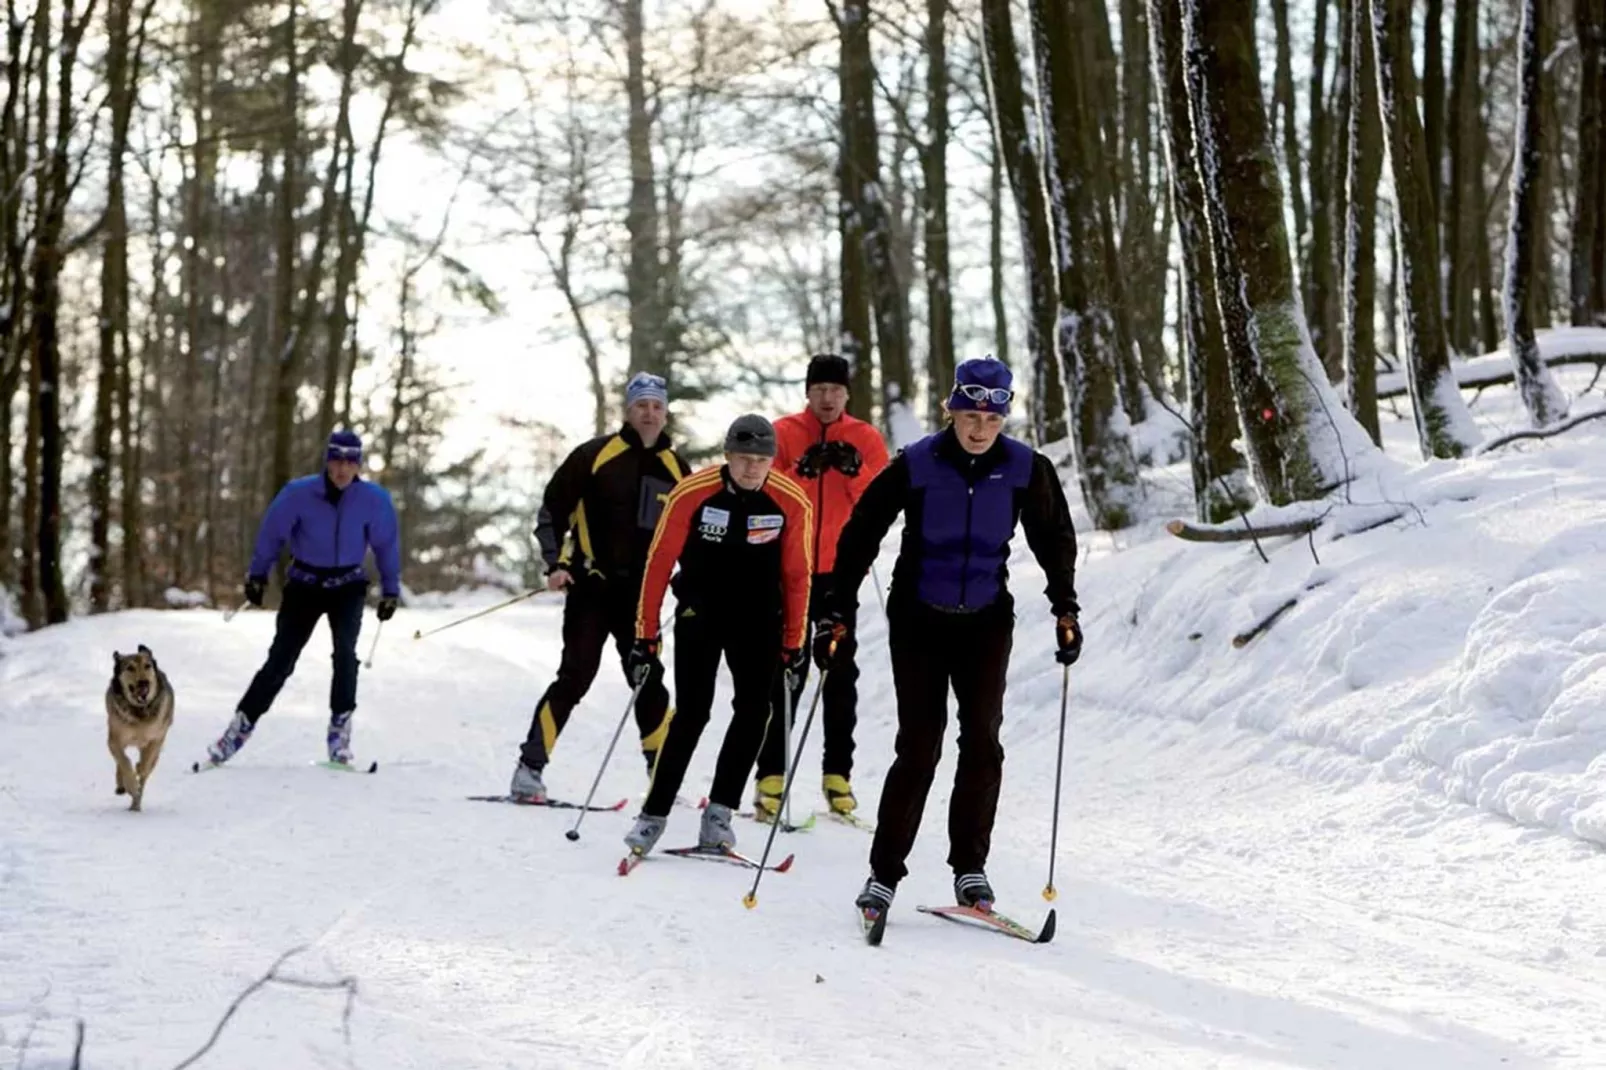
[980,43,1009,368]
[1151,0,1245,522]
[1307,0,1337,376]
[1182,0,1372,504]
[1574,0,1606,326]
[1505,0,1569,428]
[1341,0,1383,443]
[623,0,663,381]
[923,0,955,425]
[1445,0,1480,351]
[177,2,217,589]
[1031,0,1140,528]
[980,0,1066,443]
[1270,0,1307,248]
[270,0,302,495]
[838,21,873,423]
[1370,0,1479,457]
[1423,0,1445,225]
[0,0,25,596]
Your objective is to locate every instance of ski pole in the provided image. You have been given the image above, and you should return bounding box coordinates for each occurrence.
[870,564,888,619]
[566,677,647,842]
[1044,664,1069,902]
[363,619,386,669]
[743,663,830,909]
[222,600,249,623]
[782,664,796,829]
[411,589,541,641]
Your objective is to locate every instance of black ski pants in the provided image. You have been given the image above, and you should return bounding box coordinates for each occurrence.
[238,580,367,723]
[870,599,1013,886]
[641,606,781,817]
[755,573,860,782]
[521,574,672,772]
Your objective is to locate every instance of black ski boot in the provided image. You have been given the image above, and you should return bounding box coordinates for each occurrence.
[954,871,995,910]
[856,877,895,945]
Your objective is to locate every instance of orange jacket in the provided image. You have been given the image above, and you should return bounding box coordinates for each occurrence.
[636,465,814,649]
[773,410,889,576]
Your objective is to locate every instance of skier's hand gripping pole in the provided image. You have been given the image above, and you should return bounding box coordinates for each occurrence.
[410,588,541,642]
[565,677,648,842]
[743,657,833,909]
[1044,663,1069,902]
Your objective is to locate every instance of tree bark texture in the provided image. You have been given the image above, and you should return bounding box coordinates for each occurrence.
[270,0,302,497]
[923,0,955,424]
[1445,0,1481,352]
[1574,0,1606,326]
[1341,0,1383,444]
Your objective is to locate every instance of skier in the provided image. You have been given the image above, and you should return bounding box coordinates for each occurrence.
[818,357,1083,920]
[621,414,814,857]
[508,371,690,802]
[751,354,889,821]
[204,430,402,767]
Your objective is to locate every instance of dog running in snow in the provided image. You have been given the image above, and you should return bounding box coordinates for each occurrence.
[106,644,175,811]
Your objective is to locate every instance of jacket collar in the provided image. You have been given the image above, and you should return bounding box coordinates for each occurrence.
[619,424,671,452]
[798,407,846,437]
[936,426,1007,479]
[321,472,361,503]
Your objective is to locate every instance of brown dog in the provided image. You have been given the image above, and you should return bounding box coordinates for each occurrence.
[106,645,175,811]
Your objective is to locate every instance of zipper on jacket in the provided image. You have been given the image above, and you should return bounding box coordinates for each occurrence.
[333,485,346,568]
[812,421,827,570]
[959,482,975,609]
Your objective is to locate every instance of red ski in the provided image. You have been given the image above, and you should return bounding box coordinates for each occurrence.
[915,904,1056,944]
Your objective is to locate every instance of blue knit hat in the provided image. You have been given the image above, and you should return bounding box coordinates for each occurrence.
[947,357,1014,417]
[625,371,669,408]
[327,430,363,462]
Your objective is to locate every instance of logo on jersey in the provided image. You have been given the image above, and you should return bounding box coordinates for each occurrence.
[699,506,730,541]
[747,514,783,544]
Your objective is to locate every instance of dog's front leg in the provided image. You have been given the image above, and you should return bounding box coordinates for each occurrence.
[134,736,166,809]
[108,735,139,808]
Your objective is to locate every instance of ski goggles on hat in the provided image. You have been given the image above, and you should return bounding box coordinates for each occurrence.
[955,383,1014,406]
[327,443,363,461]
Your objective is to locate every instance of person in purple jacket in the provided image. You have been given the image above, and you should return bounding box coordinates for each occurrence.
[816,357,1083,920]
[202,430,402,768]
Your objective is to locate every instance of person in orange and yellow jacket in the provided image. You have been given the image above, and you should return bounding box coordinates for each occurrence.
[751,355,889,821]
[622,415,815,858]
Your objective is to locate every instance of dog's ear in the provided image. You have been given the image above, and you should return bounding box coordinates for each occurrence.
[112,650,123,667]
[138,644,152,656]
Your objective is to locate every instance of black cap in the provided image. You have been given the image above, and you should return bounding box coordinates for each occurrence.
[806,354,851,389]
[724,414,777,458]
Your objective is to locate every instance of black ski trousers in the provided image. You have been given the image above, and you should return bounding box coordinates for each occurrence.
[870,598,1013,886]
[754,573,860,782]
[238,580,367,723]
[641,607,781,817]
[521,574,672,772]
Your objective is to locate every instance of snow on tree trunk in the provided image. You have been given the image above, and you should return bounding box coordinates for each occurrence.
[1504,0,1569,428]
[1341,0,1383,444]
[1369,0,1481,458]
[1149,0,1247,522]
[1180,0,1377,506]
[1029,0,1141,530]
[980,0,1067,444]
[1573,0,1606,327]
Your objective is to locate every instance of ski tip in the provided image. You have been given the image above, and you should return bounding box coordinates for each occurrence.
[617,857,631,876]
[190,761,201,773]
[607,798,629,811]
[365,760,379,773]
[775,853,795,873]
[1036,909,1057,944]
[742,893,757,910]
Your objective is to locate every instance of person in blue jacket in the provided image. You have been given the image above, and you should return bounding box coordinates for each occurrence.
[816,357,1084,921]
[202,430,402,767]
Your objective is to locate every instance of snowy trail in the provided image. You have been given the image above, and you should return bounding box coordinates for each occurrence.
[4,600,1604,1069]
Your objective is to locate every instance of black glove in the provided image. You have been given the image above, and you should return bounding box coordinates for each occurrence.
[244,576,266,607]
[1055,615,1083,666]
[626,637,662,687]
[377,596,398,622]
[812,612,851,670]
[824,440,863,476]
[795,443,828,480]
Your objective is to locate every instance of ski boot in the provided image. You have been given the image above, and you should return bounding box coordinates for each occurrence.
[855,876,895,914]
[699,801,736,849]
[624,813,667,856]
[509,760,548,802]
[751,775,784,823]
[954,871,995,910]
[327,710,355,765]
[822,774,857,815]
[205,710,256,765]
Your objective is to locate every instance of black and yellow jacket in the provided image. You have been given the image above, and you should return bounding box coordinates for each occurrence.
[534,425,689,583]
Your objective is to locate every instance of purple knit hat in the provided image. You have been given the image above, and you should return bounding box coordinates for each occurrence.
[326,430,363,462]
[947,357,1014,416]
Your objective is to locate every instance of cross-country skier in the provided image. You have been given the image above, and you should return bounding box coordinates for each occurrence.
[203,430,402,767]
[621,414,814,856]
[819,357,1083,920]
[508,371,689,801]
[751,354,889,820]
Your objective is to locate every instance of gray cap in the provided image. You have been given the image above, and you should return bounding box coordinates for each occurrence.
[724,414,777,458]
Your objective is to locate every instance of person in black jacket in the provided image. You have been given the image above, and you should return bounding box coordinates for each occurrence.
[509,372,689,801]
[818,357,1083,920]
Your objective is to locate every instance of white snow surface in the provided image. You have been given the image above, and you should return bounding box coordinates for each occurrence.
[7,388,1606,1067]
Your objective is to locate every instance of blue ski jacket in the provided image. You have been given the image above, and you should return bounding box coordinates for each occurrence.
[249,474,402,597]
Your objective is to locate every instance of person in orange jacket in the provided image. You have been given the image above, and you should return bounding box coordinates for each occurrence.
[751,354,890,820]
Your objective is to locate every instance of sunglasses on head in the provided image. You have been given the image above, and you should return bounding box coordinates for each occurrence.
[730,430,769,445]
[328,445,362,461]
[956,383,1013,405]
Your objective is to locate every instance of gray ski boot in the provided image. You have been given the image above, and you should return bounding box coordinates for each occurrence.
[327,710,355,764]
[699,801,736,850]
[624,813,667,855]
[205,710,255,765]
[509,760,547,802]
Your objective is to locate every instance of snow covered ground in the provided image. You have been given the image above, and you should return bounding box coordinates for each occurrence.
[6,366,1606,1069]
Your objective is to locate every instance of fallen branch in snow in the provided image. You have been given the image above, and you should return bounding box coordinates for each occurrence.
[1474,406,1606,455]
[1165,516,1324,543]
[1232,598,1298,648]
[1376,329,1606,399]
[170,945,358,1070]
